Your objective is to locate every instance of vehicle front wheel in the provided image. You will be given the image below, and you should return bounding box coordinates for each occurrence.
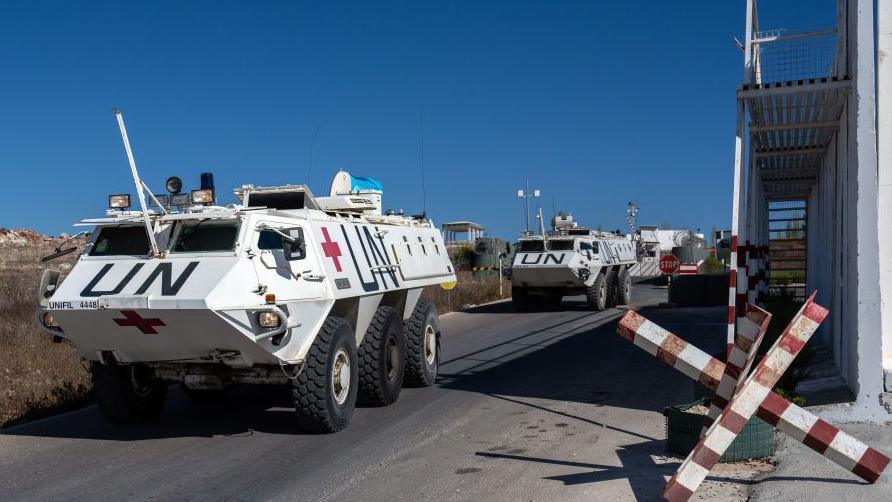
[91,363,167,425]
[586,272,608,311]
[292,316,358,433]
[512,287,533,312]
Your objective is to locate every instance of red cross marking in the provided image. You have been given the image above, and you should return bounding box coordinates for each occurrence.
[113,310,166,334]
[320,227,343,272]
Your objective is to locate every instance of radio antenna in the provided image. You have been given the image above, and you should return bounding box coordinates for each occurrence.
[420,107,427,217]
[113,108,159,256]
[307,123,322,187]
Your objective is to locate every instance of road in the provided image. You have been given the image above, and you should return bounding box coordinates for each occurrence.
[1,284,737,501]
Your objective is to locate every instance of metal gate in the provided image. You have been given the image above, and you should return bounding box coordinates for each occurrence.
[767,200,807,300]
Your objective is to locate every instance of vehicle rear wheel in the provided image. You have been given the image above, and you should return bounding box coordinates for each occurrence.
[404,300,440,387]
[615,267,632,306]
[292,316,358,432]
[91,363,167,425]
[586,272,608,311]
[357,306,406,406]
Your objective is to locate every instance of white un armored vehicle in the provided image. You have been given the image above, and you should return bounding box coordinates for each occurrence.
[34,111,455,433]
[510,214,637,311]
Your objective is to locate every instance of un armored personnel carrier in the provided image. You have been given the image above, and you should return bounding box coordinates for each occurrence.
[510,214,637,311]
[35,118,455,433]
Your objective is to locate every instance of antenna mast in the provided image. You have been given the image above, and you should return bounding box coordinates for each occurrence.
[113,108,159,256]
[420,107,427,216]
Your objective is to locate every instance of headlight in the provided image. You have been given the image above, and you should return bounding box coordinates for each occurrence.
[43,312,59,327]
[166,176,183,194]
[578,268,591,281]
[258,311,280,328]
[169,193,191,206]
[191,189,214,204]
[108,194,131,209]
[148,194,169,208]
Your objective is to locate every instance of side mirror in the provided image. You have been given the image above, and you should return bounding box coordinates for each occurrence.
[282,228,306,261]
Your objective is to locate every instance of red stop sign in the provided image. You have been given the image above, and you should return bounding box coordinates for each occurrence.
[659,255,680,274]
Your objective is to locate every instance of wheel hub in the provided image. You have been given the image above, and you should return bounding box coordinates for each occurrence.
[331,349,351,405]
[386,336,399,381]
[424,324,436,366]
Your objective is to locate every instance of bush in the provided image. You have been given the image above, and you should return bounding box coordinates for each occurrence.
[1,240,91,428]
[421,271,509,314]
[699,254,724,274]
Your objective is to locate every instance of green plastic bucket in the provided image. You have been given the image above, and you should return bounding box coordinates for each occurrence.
[663,398,775,462]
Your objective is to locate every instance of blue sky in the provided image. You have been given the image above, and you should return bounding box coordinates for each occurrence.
[0,1,836,239]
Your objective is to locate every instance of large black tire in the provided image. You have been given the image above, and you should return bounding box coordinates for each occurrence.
[357,306,406,406]
[512,286,533,312]
[404,300,440,387]
[547,291,563,310]
[586,272,608,311]
[292,317,358,433]
[605,268,619,308]
[615,267,632,306]
[91,363,167,425]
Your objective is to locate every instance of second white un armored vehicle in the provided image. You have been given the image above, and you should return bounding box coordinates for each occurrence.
[35,112,456,433]
[510,214,638,311]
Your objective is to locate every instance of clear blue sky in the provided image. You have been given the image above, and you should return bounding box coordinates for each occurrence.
[0,1,835,239]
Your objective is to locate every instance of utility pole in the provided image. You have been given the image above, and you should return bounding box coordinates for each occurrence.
[517,181,540,235]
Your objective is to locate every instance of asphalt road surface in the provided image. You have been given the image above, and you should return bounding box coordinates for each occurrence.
[1,283,732,501]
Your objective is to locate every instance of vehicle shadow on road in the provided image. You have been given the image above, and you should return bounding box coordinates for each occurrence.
[0,386,321,440]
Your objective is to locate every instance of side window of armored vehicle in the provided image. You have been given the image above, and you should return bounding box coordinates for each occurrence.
[518,240,544,253]
[90,225,150,256]
[172,220,240,253]
[257,229,284,250]
[580,241,594,253]
[547,240,574,251]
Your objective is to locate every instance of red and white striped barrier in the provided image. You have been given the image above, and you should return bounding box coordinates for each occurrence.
[616,307,890,491]
[678,263,698,275]
[702,303,771,433]
[663,293,828,501]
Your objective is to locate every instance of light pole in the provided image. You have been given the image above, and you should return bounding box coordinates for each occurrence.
[627,201,639,236]
[517,181,540,235]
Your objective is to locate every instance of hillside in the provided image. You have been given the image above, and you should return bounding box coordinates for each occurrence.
[0,229,90,427]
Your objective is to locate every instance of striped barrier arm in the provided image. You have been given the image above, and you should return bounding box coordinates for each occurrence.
[617,308,890,486]
[663,293,828,501]
[702,303,772,433]
[471,266,500,272]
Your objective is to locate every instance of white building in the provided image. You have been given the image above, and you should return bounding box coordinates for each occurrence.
[731,0,892,421]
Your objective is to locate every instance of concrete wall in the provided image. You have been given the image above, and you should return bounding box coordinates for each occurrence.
[877,0,892,392]
[820,0,887,422]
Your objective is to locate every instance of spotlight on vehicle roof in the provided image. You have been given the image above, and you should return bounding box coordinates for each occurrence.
[165,176,183,194]
[191,189,214,204]
[169,193,190,207]
[148,194,170,208]
[108,194,131,209]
